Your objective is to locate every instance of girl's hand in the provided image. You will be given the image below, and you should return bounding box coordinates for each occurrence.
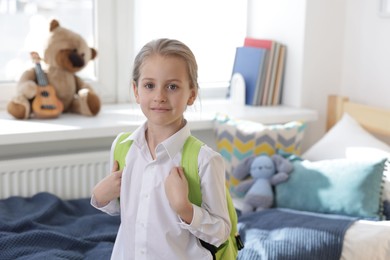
[93,160,122,207]
[165,166,194,224]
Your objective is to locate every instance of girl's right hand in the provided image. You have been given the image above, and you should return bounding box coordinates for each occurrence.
[92,160,122,207]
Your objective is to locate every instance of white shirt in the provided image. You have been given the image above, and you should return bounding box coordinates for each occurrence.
[91,121,230,260]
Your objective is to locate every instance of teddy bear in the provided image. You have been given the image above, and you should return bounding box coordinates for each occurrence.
[7,19,101,119]
[232,154,293,214]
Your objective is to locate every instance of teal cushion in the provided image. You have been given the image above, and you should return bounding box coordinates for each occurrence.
[275,158,386,219]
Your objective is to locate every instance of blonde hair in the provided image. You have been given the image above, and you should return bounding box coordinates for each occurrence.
[132,38,198,90]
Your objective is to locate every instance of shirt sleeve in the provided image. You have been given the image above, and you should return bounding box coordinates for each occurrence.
[178,146,231,247]
[90,194,120,216]
[89,134,122,216]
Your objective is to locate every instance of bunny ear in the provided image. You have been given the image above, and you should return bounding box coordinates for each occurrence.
[232,156,256,180]
[272,154,294,173]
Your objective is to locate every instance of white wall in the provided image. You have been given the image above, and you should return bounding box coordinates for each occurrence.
[248,0,390,150]
[247,0,307,107]
[300,0,346,148]
[341,0,390,108]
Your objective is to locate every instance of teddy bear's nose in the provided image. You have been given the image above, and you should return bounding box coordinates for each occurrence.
[69,51,85,68]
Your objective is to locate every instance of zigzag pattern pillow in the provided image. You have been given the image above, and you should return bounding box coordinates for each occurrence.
[214,114,306,195]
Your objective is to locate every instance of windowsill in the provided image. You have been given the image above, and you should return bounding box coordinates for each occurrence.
[0,100,318,146]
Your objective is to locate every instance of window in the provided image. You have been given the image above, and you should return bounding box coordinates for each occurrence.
[0,0,246,109]
[133,0,247,98]
[0,0,117,108]
[0,0,94,82]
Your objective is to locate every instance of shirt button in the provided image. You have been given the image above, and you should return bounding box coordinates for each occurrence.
[140,248,146,254]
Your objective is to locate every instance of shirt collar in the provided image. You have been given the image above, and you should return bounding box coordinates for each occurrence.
[119,121,147,145]
[119,120,191,160]
[162,120,191,159]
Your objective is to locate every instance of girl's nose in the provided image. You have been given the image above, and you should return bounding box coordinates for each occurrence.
[154,87,167,103]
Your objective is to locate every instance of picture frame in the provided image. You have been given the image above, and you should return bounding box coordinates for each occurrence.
[379,0,390,17]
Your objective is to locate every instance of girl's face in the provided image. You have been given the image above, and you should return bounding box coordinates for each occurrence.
[133,54,197,130]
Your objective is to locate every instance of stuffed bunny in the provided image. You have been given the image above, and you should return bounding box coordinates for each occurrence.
[232,154,293,213]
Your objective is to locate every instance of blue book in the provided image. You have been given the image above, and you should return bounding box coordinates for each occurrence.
[231,46,268,105]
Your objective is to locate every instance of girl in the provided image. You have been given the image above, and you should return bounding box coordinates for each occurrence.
[91,38,230,260]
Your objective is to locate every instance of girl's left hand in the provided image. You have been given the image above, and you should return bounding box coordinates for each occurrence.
[165,166,194,223]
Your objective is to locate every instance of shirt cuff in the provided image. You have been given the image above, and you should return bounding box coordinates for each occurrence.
[90,194,120,216]
[178,204,203,229]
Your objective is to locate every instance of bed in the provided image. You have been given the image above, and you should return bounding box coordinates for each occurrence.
[1,95,389,259]
[216,96,390,260]
[232,95,390,260]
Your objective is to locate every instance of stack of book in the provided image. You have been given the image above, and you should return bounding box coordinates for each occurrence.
[230,37,287,106]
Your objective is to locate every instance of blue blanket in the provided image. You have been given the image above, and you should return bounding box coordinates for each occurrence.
[0,192,120,260]
[0,193,355,260]
[237,208,355,260]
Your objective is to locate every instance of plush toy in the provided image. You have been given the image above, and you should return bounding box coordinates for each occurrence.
[7,19,100,119]
[232,154,293,213]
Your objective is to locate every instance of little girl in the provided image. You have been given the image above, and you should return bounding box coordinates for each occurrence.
[91,38,230,260]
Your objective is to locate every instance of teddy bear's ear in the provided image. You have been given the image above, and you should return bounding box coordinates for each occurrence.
[90,48,97,60]
[232,156,255,180]
[50,19,60,32]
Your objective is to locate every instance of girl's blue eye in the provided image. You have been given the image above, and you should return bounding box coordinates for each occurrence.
[145,83,154,89]
[167,84,178,91]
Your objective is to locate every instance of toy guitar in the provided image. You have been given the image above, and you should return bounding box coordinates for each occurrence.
[30,51,63,118]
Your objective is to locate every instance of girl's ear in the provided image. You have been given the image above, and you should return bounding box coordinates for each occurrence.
[187,89,197,105]
[133,81,140,104]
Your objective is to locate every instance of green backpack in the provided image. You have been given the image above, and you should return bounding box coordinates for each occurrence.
[114,132,243,260]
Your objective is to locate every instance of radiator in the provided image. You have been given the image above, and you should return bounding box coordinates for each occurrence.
[0,151,110,200]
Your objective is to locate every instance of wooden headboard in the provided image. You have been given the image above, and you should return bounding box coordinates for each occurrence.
[327,95,390,136]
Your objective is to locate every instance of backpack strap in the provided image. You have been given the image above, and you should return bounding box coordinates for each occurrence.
[181,135,204,206]
[114,132,133,171]
[181,136,219,258]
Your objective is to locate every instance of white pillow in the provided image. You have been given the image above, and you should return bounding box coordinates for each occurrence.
[302,113,390,201]
[302,113,390,160]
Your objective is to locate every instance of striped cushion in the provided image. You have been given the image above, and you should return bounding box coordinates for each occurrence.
[214,114,306,195]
